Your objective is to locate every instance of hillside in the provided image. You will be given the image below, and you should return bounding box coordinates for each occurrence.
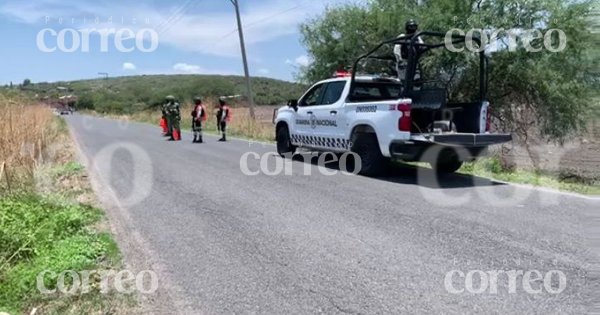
[27,75,307,114]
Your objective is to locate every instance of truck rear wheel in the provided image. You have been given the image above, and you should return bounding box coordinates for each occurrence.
[351,133,387,176]
[276,125,296,158]
[430,149,463,174]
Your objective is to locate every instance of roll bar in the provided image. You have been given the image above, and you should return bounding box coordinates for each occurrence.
[349,31,487,103]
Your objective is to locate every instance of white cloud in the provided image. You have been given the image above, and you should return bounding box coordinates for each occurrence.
[286,55,312,67]
[257,68,270,75]
[171,63,238,76]
[122,62,136,71]
[295,55,312,67]
[173,63,201,74]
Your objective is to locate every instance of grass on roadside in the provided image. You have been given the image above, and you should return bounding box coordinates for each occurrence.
[50,161,84,178]
[0,99,58,193]
[0,195,114,313]
[1,94,135,314]
[458,157,600,195]
[402,157,599,195]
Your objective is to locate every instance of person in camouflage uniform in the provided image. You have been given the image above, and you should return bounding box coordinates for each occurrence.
[165,95,181,141]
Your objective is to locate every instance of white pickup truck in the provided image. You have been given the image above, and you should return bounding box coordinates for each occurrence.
[274,31,512,176]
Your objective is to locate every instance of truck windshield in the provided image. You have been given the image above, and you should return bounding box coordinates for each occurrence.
[348,81,402,102]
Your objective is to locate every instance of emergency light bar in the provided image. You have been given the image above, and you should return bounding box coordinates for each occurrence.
[333,70,352,77]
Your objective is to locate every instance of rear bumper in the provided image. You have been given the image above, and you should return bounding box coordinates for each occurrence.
[428,133,512,147]
[389,133,511,161]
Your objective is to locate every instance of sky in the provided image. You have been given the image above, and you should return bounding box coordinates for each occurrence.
[0,0,364,85]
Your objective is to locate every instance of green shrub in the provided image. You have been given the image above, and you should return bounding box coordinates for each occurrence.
[0,195,101,262]
[0,195,109,313]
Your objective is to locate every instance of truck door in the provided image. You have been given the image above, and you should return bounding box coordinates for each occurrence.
[291,82,327,147]
[310,81,348,150]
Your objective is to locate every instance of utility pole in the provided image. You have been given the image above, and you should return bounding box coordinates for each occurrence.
[229,0,255,119]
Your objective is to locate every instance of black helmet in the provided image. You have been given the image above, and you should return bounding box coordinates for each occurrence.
[405,19,418,34]
[218,99,226,106]
[193,96,202,103]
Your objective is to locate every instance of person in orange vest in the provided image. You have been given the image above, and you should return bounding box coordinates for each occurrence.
[191,96,207,143]
[216,99,231,142]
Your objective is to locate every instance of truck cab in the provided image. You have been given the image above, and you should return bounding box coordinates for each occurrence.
[274,31,512,176]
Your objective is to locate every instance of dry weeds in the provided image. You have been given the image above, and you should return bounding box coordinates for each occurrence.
[0,94,59,192]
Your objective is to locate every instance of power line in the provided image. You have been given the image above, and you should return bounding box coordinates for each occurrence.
[214,2,308,45]
[157,0,202,35]
[156,0,310,45]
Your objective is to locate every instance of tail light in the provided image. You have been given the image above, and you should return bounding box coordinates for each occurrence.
[397,103,412,132]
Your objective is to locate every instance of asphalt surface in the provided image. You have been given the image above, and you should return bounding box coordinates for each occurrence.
[66,114,599,315]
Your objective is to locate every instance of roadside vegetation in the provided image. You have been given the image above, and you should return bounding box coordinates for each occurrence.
[0,92,134,314]
[458,157,600,195]
[0,92,55,192]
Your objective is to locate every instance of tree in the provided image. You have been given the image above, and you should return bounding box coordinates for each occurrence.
[300,0,598,141]
[589,3,600,77]
[76,93,95,110]
[23,79,31,87]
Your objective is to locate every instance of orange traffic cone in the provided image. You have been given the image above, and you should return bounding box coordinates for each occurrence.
[159,118,168,134]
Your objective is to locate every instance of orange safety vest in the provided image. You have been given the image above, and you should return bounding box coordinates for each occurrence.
[220,105,232,122]
[193,104,207,122]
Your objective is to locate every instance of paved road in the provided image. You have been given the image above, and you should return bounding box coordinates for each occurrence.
[67,115,599,315]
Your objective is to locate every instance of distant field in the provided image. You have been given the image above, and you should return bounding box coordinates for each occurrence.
[25,74,308,114]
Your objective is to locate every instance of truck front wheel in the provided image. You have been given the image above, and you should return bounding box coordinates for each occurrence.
[276,125,296,158]
[351,133,387,176]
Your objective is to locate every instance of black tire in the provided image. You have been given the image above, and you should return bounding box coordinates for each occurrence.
[430,150,463,174]
[276,125,296,157]
[351,133,388,176]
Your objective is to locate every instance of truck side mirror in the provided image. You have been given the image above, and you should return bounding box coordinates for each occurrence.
[288,99,298,112]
